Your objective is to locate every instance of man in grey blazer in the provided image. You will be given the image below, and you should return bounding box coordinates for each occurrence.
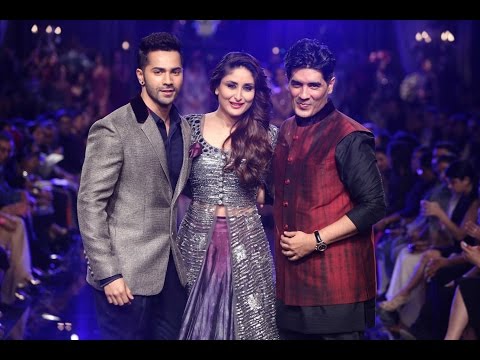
[77,32,191,340]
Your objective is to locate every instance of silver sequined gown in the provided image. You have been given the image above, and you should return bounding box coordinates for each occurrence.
[177,114,279,340]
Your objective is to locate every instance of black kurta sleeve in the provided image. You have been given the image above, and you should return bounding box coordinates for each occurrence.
[335,131,386,233]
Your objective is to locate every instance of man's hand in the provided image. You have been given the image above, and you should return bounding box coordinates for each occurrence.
[104,278,134,306]
[280,230,316,261]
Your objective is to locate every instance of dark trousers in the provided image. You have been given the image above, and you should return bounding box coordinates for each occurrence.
[93,252,187,340]
[280,328,364,340]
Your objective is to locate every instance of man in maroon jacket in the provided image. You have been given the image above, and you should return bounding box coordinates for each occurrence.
[272,38,386,340]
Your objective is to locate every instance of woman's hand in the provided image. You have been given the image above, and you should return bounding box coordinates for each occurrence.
[256,185,265,205]
[461,241,480,267]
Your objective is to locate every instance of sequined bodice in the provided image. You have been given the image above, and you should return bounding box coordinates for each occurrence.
[187,114,259,207]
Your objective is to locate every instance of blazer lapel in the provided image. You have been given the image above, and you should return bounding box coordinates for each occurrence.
[172,118,192,202]
[141,117,171,189]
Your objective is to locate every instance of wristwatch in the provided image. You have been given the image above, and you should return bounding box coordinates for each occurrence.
[314,230,327,252]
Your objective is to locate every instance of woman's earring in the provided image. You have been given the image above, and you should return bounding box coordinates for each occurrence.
[215,90,219,95]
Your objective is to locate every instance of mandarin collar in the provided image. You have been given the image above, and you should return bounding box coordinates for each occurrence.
[295,99,336,127]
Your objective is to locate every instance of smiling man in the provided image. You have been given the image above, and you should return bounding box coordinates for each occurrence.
[78,32,191,340]
[272,38,386,340]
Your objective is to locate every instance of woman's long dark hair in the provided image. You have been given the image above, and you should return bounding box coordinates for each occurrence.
[210,52,273,187]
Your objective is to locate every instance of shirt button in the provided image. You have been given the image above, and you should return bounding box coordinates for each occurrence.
[284,179,290,185]
[287,156,293,162]
[283,201,288,207]
[293,135,299,140]
[218,199,223,205]
[283,224,289,230]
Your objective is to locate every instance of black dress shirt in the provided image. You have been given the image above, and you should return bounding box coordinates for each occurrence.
[149,106,184,193]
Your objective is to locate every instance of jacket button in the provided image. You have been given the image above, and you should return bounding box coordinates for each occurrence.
[284,179,290,185]
[283,201,288,207]
[287,156,293,162]
[283,224,289,230]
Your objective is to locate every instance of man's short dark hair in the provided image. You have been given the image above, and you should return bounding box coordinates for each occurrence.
[137,32,183,70]
[284,38,336,82]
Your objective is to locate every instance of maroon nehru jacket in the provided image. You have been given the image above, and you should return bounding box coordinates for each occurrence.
[273,105,377,306]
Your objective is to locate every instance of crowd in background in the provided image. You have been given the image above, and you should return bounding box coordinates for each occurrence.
[1,27,480,340]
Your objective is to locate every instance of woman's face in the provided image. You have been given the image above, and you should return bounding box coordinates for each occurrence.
[215,66,255,120]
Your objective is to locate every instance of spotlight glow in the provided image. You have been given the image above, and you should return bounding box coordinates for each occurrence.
[41,313,61,321]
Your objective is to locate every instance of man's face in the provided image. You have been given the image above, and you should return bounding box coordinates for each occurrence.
[432,160,450,183]
[288,68,334,118]
[137,50,183,110]
[0,139,13,165]
[375,151,390,173]
[447,177,469,195]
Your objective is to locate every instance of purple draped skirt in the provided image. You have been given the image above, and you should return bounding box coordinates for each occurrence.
[179,217,235,340]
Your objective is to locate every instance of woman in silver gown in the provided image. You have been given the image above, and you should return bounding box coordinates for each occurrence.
[177,52,279,340]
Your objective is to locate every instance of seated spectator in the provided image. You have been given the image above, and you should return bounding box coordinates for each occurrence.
[379,161,478,335]
[0,211,39,305]
[444,215,480,340]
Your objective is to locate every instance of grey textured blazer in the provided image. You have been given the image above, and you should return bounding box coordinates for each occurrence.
[77,95,191,295]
